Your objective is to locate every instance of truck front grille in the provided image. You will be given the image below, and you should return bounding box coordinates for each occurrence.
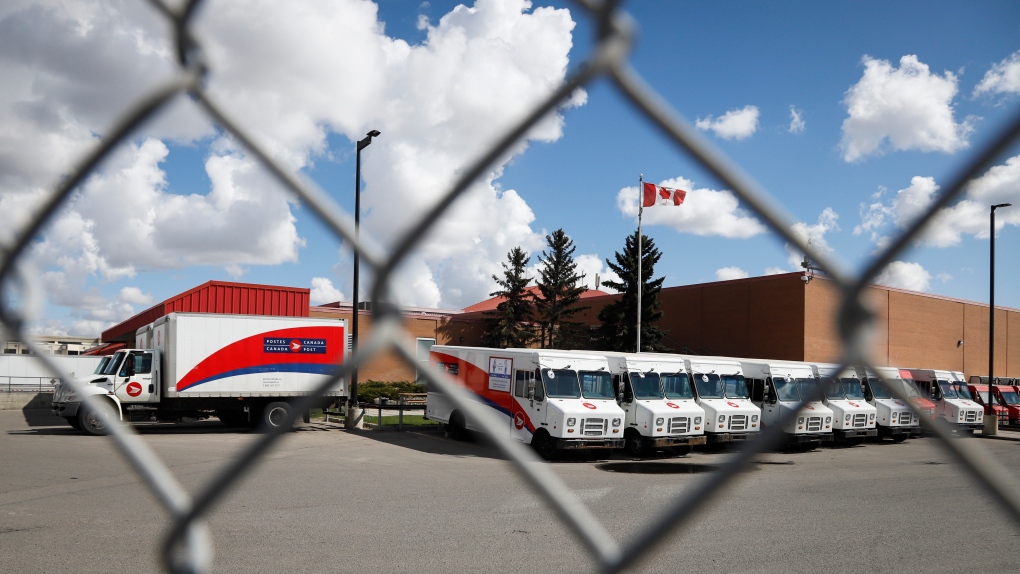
[669,417,690,434]
[582,418,606,436]
[965,411,979,423]
[853,413,868,428]
[806,416,822,432]
[729,415,747,431]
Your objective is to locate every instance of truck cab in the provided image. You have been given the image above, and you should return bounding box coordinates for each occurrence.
[812,363,878,443]
[740,359,834,448]
[993,381,1020,427]
[857,366,922,442]
[596,352,706,456]
[904,368,983,433]
[429,347,626,459]
[967,376,1011,426]
[51,348,161,435]
[681,356,760,443]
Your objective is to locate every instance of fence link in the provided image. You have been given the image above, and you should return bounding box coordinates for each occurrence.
[1,0,1019,572]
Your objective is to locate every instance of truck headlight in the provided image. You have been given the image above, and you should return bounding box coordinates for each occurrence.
[655,417,664,426]
[797,417,804,424]
[566,418,576,426]
[891,413,897,422]
[825,417,831,424]
[612,418,621,427]
[751,415,758,422]
[869,414,875,420]
[718,415,725,423]
[845,415,851,423]
[694,417,702,424]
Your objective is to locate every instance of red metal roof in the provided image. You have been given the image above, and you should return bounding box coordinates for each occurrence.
[101,281,310,343]
[462,286,611,313]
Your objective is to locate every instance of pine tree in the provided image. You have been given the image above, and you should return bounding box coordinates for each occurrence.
[482,247,536,348]
[595,231,669,352]
[534,229,590,349]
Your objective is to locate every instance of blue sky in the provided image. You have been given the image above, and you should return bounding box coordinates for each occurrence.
[2,0,1019,336]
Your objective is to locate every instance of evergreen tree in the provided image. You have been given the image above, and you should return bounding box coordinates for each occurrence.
[482,247,536,348]
[534,229,590,349]
[595,231,669,352]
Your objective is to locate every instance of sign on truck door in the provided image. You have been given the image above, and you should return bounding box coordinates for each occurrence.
[113,350,159,404]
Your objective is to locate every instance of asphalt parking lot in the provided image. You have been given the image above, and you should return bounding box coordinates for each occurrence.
[2,409,1020,573]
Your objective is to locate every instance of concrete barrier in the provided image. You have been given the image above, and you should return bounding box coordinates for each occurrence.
[0,392,53,410]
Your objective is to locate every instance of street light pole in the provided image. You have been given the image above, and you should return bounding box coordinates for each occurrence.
[347,129,380,430]
[986,202,1011,435]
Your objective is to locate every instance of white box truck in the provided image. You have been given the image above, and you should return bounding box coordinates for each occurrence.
[591,352,706,456]
[739,359,834,448]
[51,313,348,435]
[678,355,760,443]
[903,368,983,434]
[811,363,878,443]
[855,366,922,442]
[426,346,626,459]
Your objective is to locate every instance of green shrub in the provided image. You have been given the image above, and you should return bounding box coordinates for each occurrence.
[356,380,425,403]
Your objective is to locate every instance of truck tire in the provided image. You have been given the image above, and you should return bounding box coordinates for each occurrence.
[624,430,646,457]
[258,401,293,431]
[531,430,558,461]
[78,399,119,436]
[445,410,467,440]
[66,417,82,431]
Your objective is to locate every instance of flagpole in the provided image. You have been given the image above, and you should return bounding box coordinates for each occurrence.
[637,174,643,353]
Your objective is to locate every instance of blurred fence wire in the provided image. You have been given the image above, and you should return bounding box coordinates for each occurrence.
[1,0,1020,572]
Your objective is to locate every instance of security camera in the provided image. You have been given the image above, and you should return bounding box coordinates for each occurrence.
[801,275,810,283]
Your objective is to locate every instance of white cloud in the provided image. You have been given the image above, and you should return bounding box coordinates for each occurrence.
[788,106,805,134]
[573,253,620,293]
[715,266,749,281]
[616,177,767,239]
[118,286,153,306]
[854,157,1020,248]
[840,55,973,162]
[875,261,931,292]
[1,0,585,318]
[310,277,345,305]
[764,267,787,275]
[786,207,840,269]
[695,105,759,140]
[974,51,1020,97]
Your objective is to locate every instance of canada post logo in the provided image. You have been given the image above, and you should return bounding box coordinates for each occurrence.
[264,338,327,354]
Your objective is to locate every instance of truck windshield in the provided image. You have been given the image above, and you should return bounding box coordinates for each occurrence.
[630,372,664,400]
[93,357,111,374]
[661,372,695,400]
[841,378,865,400]
[723,374,749,399]
[999,389,1020,405]
[99,352,126,376]
[897,379,922,399]
[580,371,615,400]
[868,378,893,399]
[798,378,823,401]
[693,373,723,399]
[541,369,581,398]
[821,377,844,400]
[937,380,959,399]
[954,384,974,400]
[773,376,800,401]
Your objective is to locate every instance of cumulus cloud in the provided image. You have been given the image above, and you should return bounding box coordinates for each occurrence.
[974,50,1020,97]
[310,277,345,305]
[716,266,749,281]
[695,105,759,140]
[788,106,805,134]
[616,177,767,239]
[875,261,931,292]
[840,55,973,162]
[854,157,1020,248]
[1,0,586,319]
[786,207,840,269]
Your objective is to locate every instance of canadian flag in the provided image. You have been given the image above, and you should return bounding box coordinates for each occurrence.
[642,182,687,207]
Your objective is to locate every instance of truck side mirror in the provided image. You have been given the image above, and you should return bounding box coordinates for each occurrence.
[527,380,535,401]
[617,380,625,402]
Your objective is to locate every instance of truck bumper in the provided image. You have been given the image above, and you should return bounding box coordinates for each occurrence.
[707,432,756,443]
[553,437,625,450]
[646,435,708,448]
[834,428,878,439]
[52,402,80,418]
[787,432,833,445]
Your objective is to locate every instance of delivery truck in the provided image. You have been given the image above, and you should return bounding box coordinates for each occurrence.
[740,359,834,448]
[902,369,983,434]
[427,346,626,459]
[855,366,922,441]
[811,363,878,444]
[678,355,761,443]
[589,351,706,456]
[967,377,1010,426]
[51,313,348,435]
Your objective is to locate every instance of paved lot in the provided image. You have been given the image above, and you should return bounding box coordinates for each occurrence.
[2,409,1020,573]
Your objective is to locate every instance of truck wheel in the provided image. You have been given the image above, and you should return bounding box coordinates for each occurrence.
[78,400,119,436]
[445,410,466,440]
[66,417,82,431]
[624,430,646,457]
[531,430,558,461]
[259,401,293,431]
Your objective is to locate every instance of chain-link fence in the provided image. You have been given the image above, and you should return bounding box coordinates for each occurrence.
[2,1,1020,572]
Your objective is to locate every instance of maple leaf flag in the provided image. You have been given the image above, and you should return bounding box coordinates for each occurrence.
[642,182,687,207]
